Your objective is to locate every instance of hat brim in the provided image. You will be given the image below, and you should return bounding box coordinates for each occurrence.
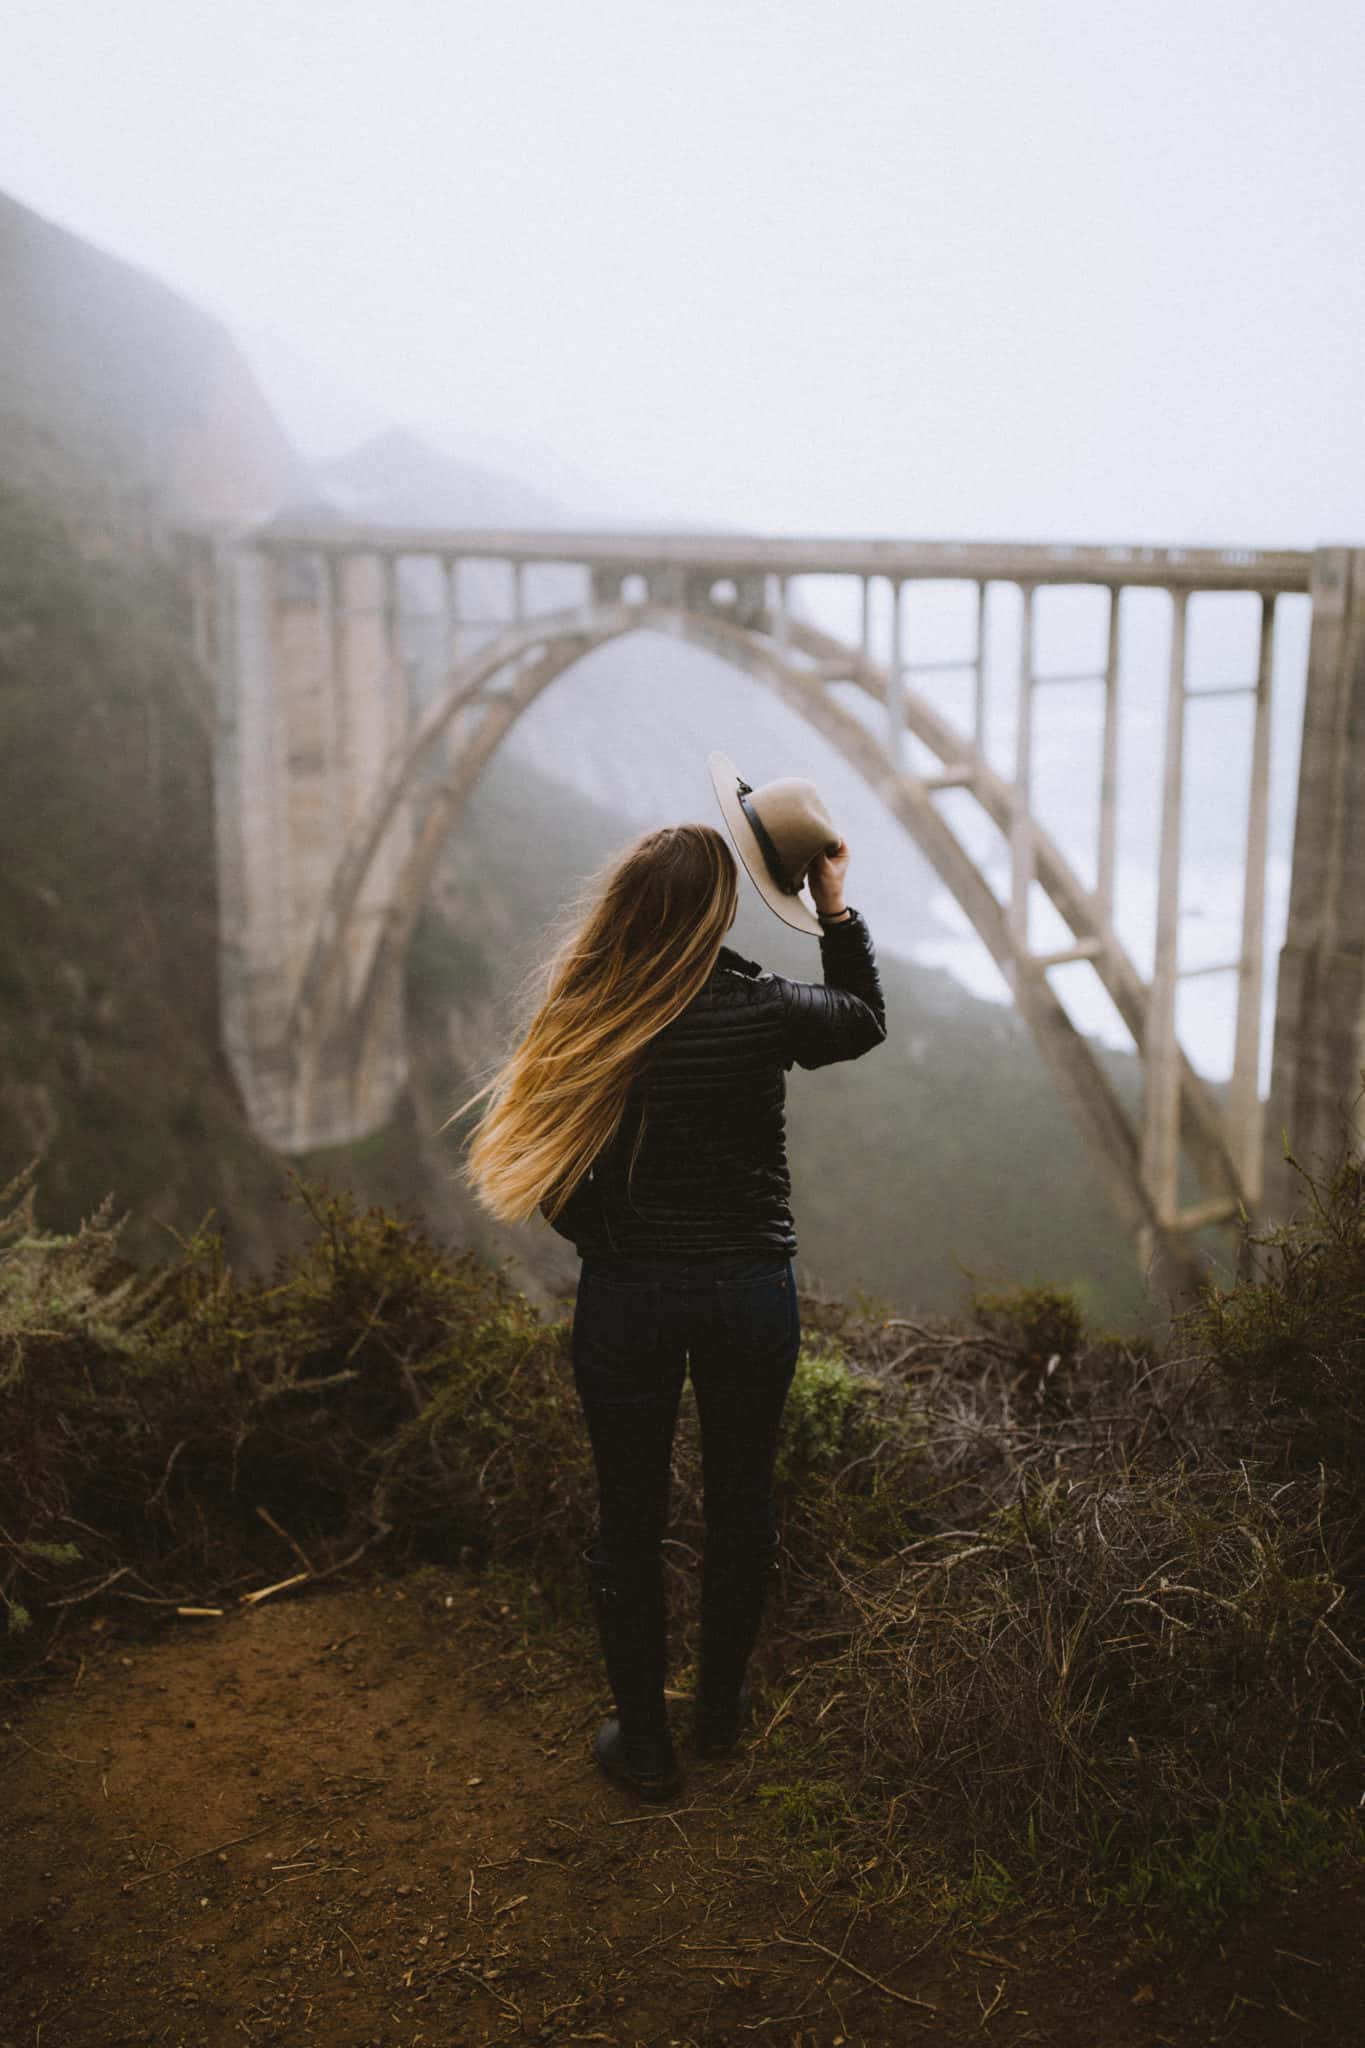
[706,749,824,937]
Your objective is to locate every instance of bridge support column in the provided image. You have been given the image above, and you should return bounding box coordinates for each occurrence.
[209,541,414,1152]
[208,538,302,1143]
[1262,547,1365,1221]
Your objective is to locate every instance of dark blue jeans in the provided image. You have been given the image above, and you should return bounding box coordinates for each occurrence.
[571,1250,801,1565]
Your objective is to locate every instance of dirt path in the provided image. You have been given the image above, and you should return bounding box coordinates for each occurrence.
[2,1569,1360,2048]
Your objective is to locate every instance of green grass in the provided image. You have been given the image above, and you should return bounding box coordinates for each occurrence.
[1094,1783,1363,1940]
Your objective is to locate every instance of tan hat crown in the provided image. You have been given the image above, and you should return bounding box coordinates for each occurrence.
[707,750,840,937]
[735,775,839,894]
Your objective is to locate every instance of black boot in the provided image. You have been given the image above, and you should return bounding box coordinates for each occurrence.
[694,1534,782,1759]
[583,1545,680,1800]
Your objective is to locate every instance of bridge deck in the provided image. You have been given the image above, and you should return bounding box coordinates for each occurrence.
[240,523,1312,595]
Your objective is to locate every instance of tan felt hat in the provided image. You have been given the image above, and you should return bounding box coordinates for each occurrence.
[707,750,841,937]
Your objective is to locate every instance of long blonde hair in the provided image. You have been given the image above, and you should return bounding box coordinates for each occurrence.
[447,823,740,1224]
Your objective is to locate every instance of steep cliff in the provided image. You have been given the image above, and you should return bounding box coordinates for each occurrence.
[0,187,309,529]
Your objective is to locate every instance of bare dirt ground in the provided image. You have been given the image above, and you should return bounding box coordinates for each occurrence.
[3,1570,1360,2048]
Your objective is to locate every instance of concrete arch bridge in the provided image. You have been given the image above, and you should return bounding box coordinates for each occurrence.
[185,526,1365,1297]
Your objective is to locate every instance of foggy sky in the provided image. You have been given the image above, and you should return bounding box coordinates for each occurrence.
[3,0,1362,549]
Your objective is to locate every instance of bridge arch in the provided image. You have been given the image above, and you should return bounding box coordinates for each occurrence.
[287,594,1241,1293]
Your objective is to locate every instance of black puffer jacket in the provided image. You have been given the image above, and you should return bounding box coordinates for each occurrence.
[540,908,886,1260]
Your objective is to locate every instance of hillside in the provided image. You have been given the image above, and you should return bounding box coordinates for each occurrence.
[0,484,294,1273]
[0,188,308,531]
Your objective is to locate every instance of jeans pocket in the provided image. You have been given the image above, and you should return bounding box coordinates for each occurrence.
[571,1269,665,1404]
[713,1261,800,1378]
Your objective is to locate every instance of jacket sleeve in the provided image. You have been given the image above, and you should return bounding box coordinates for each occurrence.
[776,906,887,1071]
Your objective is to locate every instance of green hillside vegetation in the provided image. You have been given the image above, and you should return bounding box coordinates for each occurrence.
[0,482,289,1272]
[3,1147,1360,1947]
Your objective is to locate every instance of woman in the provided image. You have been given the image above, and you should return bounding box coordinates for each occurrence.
[454,761,886,1800]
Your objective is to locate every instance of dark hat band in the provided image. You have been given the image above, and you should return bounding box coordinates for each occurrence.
[736,779,801,895]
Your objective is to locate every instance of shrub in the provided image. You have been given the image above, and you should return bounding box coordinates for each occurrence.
[750,1183,1365,1935]
[0,1165,594,1663]
[1184,1150,1365,1503]
[970,1281,1086,1370]
[774,1336,862,1484]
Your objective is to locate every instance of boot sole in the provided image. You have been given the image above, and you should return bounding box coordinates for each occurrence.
[593,1720,680,1799]
[595,1754,680,1799]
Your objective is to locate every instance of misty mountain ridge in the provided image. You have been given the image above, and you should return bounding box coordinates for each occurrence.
[314,425,565,530]
[238,322,651,522]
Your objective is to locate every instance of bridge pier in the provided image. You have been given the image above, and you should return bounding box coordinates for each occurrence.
[1262,547,1365,1221]
[209,536,412,1150]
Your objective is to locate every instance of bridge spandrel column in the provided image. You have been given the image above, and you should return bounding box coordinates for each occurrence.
[213,546,293,1075]
[331,551,414,1012]
[1263,547,1365,1220]
[332,553,390,833]
[271,550,341,971]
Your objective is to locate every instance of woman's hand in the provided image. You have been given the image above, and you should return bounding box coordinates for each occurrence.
[808,837,850,916]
